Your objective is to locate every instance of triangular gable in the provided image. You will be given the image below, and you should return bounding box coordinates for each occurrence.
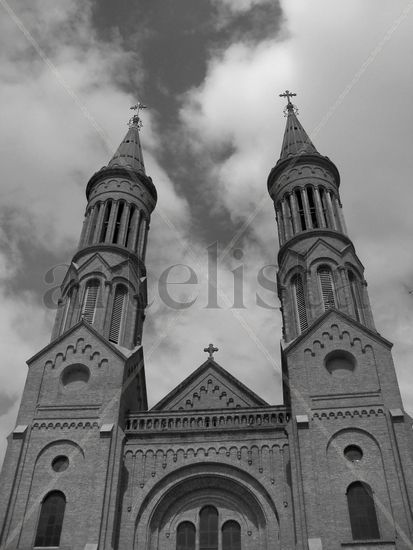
[152,359,269,411]
[283,308,393,354]
[27,319,128,365]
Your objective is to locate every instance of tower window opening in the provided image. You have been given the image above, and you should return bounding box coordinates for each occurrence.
[88,204,100,245]
[319,188,328,227]
[34,491,66,547]
[176,522,195,550]
[347,482,379,540]
[292,274,308,333]
[349,271,362,322]
[125,205,136,249]
[109,285,127,344]
[307,187,318,228]
[199,506,218,550]
[318,267,336,310]
[112,202,125,244]
[99,200,112,243]
[81,280,99,324]
[295,189,307,230]
[222,520,241,550]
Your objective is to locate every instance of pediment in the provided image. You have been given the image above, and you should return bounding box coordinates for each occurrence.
[152,359,269,411]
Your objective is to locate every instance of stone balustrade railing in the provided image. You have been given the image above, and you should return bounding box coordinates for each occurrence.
[125,407,290,434]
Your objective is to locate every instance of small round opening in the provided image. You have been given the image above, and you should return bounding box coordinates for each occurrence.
[52,455,69,472]
[325,350,356,374]
[344,445,363,462]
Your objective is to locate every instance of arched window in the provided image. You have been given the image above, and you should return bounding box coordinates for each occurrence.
[81,280,99,324]
[109,285,127,344]
[318,266,336,311]
[176,521,196,550]
[306,187,318,228]
[34,491,66,547]
[292,274,308,332]
[222,520,241,550]
[348,271,362,322]
[99,200,112,242]
[347,482,379,540]
[199,506,218,550]
[112,201,125,244]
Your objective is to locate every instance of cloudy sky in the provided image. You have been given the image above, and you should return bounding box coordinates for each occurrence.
[1,0,413,466]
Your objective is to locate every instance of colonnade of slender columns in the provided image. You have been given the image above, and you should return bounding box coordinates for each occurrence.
[275,186,346,245]
[79,200,149,259]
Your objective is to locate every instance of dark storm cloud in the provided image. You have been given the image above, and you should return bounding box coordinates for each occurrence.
[92,1,283,95]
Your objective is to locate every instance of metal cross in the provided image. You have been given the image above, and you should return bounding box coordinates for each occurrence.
[204,343,219,359]
[279,90,297,105]
[129,101,147,129]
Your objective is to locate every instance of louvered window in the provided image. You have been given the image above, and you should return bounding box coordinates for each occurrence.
[176,522,195,550]
[222,520,241,550]
[112,201,124,244]
[349,271,362,322]
[99,200,112,242]
[81,280,99,324]
[347,482,380,540]
[318,267,336,310]
[292,274,308,332]
[109,285,127,344]
[35,491,66,547]
[199,506,218,550]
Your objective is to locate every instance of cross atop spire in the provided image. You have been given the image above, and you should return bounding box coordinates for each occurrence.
[204,343,218,359]
[129,101,147,130]
[279,90,296,105]
[279,90,298,115]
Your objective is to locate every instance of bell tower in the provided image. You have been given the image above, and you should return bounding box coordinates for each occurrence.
[268,92,413,549]
[0,105,156,550]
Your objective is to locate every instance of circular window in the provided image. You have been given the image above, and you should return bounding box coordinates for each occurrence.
[325,350,356,374]
[61,364,90,390]
[344,445,363,462]
[52,455,69,472]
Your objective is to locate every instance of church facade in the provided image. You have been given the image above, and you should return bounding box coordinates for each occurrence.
[1,95,413,550]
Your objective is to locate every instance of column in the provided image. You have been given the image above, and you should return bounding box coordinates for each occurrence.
[313,187,326,228]
[301,188,312,229]
[334,197,347,235]
[118,203,131,246]
[107,201,119,243]
[138,219,147,258]
[78,209,89,249]
[281,199,293,240]
[94,202,106,243]
[276,208,285,245]
[289,193,300,234]
[325,191,337,230]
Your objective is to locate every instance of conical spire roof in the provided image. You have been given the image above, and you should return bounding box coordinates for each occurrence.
[279,100,319,160]
[108,112,145,173]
